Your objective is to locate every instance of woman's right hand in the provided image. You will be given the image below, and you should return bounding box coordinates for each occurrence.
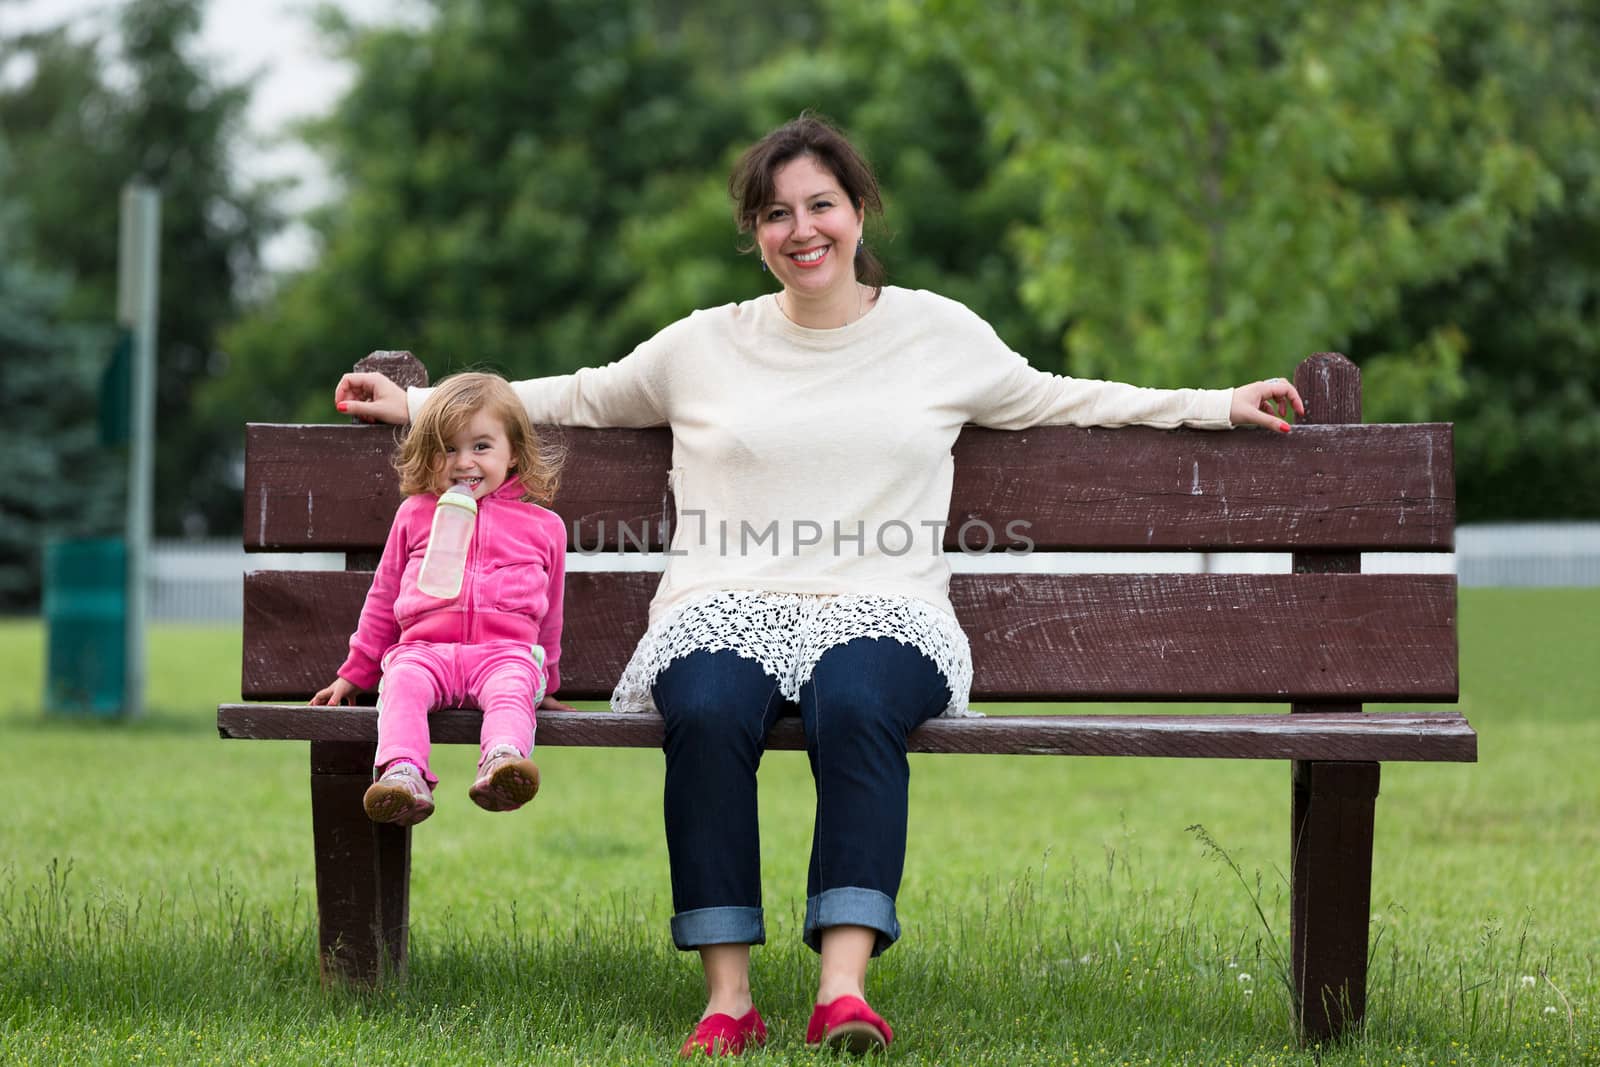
[335,372,410,424]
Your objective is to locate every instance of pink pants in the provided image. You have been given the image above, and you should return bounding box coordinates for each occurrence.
[374,641,546,785]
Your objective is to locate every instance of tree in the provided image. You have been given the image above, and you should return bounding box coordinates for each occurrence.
[921,0,1600,519]
[212,0,1048,425]
[0,144,121,609]
[919,1,1555,399]
[1,0,280,539]
[208,0,746,425]
[616,0,1054,366]
[1346,1,1600,519]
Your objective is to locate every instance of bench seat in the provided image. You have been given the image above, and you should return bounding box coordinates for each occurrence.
[219,704,1475,762]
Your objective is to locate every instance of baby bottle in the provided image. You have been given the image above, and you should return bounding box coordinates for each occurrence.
[416,483,478,599]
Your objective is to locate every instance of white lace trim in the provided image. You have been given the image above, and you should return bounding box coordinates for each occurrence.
[610,590,978,718]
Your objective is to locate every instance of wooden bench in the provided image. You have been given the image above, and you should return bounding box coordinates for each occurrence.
[218,350,1473,1042]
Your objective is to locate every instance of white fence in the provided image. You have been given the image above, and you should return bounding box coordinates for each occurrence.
[1451,522,1600,587]
[148,542,342,622]
[147,522,1600,622]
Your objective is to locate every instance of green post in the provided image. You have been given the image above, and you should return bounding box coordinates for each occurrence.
[43,538,128,717]
[45,183,159,718]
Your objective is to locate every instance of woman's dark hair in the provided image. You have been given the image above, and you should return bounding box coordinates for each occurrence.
[728,112,886,289]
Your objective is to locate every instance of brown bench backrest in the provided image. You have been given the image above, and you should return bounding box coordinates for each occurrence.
[241,352,1455,704]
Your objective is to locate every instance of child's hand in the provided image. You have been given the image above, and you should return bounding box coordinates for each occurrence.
[539,695,577,711]
[335,372,410,424]
[311,678,360,706]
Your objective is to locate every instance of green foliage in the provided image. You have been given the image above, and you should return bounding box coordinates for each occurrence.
[1346,3,1600,519]
[210,0,746,424]
[0,156,121,609]
[921,0,1600,517]
[211,0,1045,420]
[206,0,1600,519]
[0,0,281,543]
[921,1,1556,395]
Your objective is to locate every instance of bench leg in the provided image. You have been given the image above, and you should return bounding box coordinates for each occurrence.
[1290,760,1379,1043]
[310,740,411,985]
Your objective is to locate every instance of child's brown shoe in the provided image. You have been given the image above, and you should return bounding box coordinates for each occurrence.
[468,744,540,812]
[363,761,435,826]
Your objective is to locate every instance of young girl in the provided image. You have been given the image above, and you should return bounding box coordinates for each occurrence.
[312,371,566,827]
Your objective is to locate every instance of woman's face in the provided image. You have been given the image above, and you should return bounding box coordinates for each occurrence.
[755,154,864,301]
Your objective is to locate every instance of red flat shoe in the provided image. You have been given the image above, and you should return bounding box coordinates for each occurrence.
[679,1007,767,1058]
[805,995,893,1053]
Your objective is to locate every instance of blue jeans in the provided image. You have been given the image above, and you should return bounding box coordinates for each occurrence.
[652,637,951,957]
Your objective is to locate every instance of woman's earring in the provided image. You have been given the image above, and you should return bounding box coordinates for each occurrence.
[760,259,768,273]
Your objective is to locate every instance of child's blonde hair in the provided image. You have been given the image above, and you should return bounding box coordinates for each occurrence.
[394,372,561,504]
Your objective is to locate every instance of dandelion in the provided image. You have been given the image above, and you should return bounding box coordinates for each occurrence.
[1545,1006,1559,1016]
[1238,973,1253,984]
[1521,975,1537,988]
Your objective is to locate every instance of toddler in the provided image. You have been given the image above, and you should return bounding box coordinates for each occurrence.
[313,372,566,826]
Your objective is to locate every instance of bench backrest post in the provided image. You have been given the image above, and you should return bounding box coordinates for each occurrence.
[345,353,430,666]
[343,352,427,570]
[354,350,429,393]
[1288,352,1377,1042]
[1290,351,1363,643]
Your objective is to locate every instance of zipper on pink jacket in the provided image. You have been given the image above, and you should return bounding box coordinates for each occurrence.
[463,497,482,642]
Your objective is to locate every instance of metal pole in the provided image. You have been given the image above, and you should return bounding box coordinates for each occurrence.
[118,183,160,718]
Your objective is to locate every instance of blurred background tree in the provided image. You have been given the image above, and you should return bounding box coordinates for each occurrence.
[0,145,121,608]
[204,0,751,423]
[203,0,1041,416]
[0,0,281,558]
[5,0,1598,607]
[1344,2,1600,519]
[920,0,1597,519]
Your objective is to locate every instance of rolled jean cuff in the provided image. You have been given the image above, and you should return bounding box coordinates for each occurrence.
[803,887,900,957]
[670,906,765,951]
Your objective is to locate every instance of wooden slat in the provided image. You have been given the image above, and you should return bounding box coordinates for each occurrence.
[218,705,1476,762]
[950,422,1452,551]
[243,424,675,553]
[244,422,1453,553]
[242,570,1457,702]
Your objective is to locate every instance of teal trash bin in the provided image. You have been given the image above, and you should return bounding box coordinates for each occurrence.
[44,537,128,717]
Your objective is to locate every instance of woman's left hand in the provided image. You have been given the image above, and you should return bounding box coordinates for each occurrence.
[1230,377,1306,433]
[539,695,577,711]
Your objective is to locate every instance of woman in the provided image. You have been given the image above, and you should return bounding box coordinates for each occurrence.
[335,113,1303,1057]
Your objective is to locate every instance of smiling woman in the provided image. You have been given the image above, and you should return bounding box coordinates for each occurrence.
[330,111,1307,1057]
[729,116,885,330]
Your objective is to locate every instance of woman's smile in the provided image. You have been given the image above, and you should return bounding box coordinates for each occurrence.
[788,245,829,267]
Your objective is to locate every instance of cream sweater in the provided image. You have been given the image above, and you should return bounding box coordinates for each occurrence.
[409,287,1234,624]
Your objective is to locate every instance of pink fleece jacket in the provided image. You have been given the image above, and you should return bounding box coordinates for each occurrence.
[337,478,567,695]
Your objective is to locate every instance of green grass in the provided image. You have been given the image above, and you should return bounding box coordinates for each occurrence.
[1,589,1596,1064]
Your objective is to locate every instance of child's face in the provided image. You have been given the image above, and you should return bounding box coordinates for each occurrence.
[439,409,516,499]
